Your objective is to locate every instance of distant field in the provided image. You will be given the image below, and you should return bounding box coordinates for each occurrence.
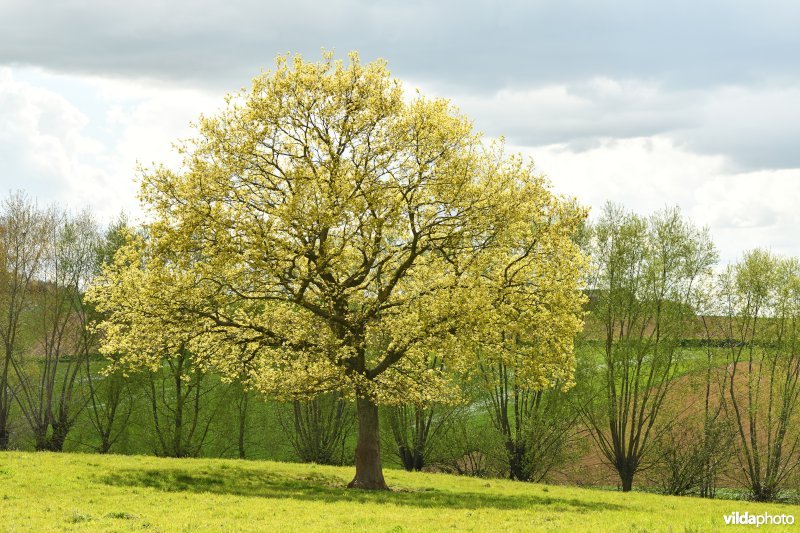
[0,452,797,531]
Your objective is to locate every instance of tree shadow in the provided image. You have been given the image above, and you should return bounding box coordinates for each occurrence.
[100,465,626,513]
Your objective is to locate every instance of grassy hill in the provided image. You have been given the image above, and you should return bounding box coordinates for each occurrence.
[0,452,796,531]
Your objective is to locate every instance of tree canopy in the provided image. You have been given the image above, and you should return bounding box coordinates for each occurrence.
[88,52,588,489]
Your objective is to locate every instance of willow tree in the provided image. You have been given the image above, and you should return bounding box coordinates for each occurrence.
[718,251,800,501]
[0,193,52,450]
[88,52,586,489]
[581,204,717,491]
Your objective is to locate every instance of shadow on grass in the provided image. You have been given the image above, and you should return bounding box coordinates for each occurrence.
[100,465,625,513]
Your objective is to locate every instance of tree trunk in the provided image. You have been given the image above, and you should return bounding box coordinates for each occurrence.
[48,421,69,452]
[34,426,50,452]
[238,390,248,459]
[620,468,634,492]
[507,439,532,481]
[0,357,10,450]
[751,483,777,502]
[99,435,112,454]
[0,409,9,450]
[348,395,388,490]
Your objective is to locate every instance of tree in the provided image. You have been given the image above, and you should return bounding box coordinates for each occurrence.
[143,347,218,458]
[230,379,254,459]
[384,403,437,471]
[85,364,133,454]
[649,400,734,496]
[581,204,717,491]
[88,52,587,489]
[85,215,135,454]
[481,366,578,481]
[697,308,736,498]
[0,193,51,449]
[279,392,354,465]
[384,353,461,472]
[718,250,800,501]
[12,209,99,451]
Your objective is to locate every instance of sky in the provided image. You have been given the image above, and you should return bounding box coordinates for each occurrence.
[1,0,799,264]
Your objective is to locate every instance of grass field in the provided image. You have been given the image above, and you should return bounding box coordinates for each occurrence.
[0,452,797,531]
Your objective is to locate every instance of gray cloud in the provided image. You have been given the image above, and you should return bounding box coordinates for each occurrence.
[438,79,800,171]
[3,0,800,170]
[443,79,701,146]
[676,85,800,170]
[1,0,799,91]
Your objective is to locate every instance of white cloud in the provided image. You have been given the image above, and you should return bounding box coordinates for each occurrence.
[86,76,224,172]
[521,136,800,264]
[0,67,109,211]
[0,67,224,222]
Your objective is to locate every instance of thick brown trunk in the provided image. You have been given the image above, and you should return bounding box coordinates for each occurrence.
[348,395,388,490]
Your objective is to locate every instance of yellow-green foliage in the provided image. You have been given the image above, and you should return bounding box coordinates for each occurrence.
[0,451,796,532]
[87,52,588,406]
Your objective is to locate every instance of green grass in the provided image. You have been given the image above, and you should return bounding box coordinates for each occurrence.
[1,452,797,531]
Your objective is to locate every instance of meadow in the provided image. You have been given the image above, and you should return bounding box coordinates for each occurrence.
[1,451,797,532]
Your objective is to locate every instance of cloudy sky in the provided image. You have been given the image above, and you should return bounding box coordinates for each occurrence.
[1,0,798,263]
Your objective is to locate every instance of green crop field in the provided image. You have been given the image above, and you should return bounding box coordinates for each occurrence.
[0,452,796,532]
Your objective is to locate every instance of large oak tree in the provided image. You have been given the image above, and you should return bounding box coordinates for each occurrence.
[88,52,586,489]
